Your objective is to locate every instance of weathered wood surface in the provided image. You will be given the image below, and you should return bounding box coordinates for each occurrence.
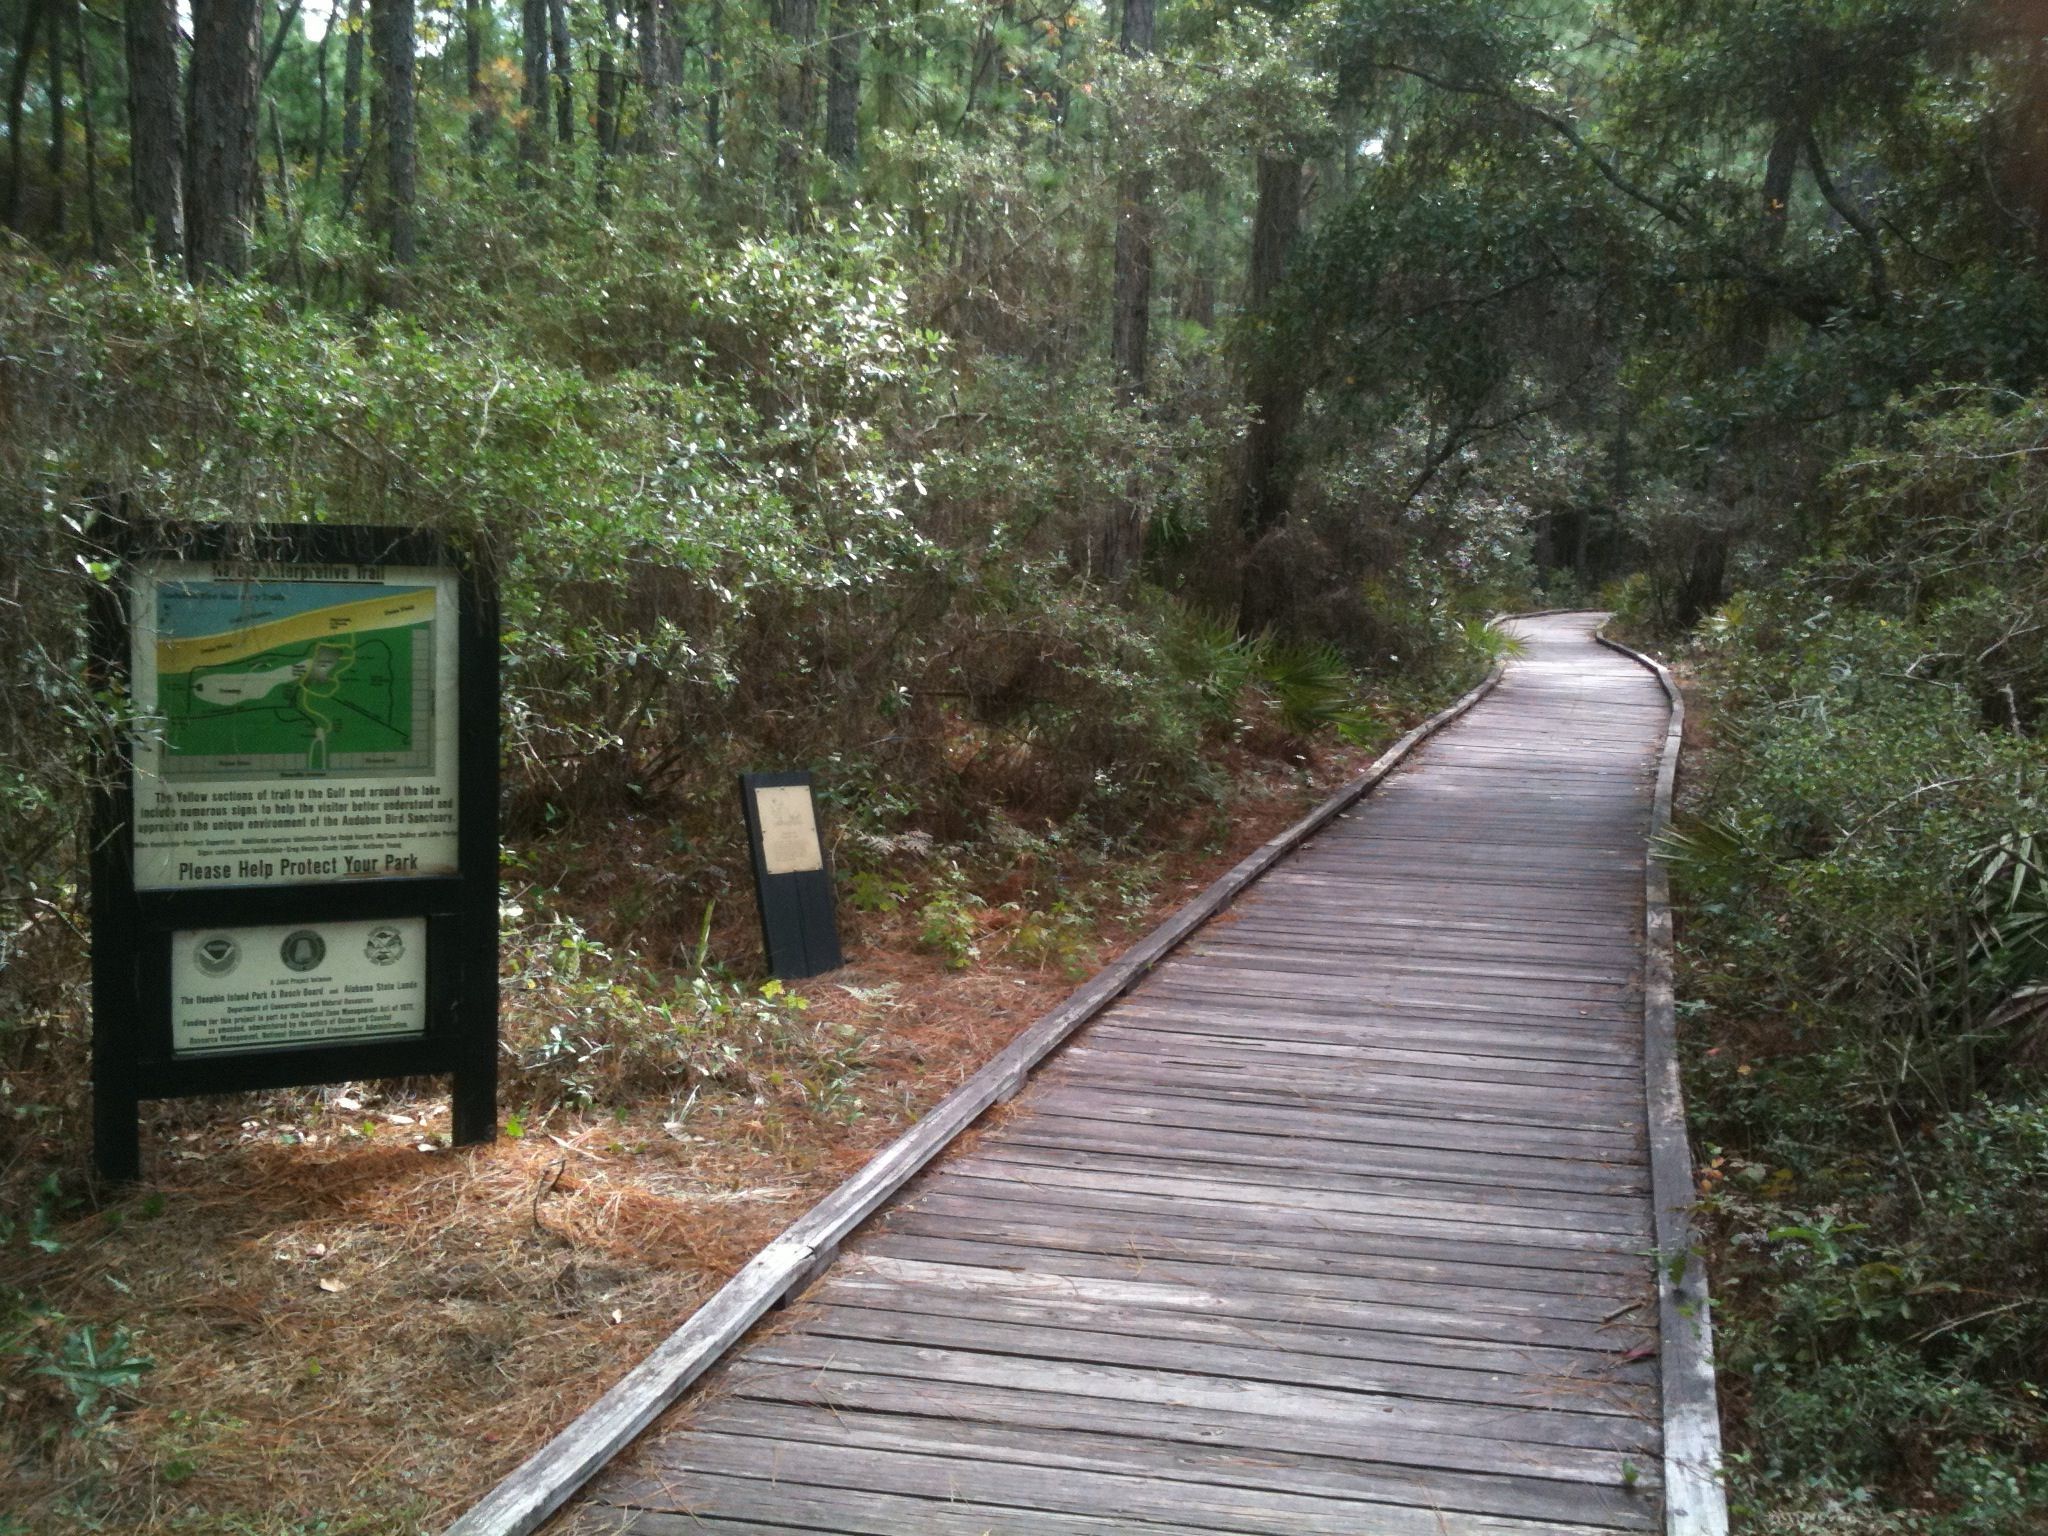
[1595,630,1730,1535]
[556,613,1681,1535]
[453,656,1504,1536]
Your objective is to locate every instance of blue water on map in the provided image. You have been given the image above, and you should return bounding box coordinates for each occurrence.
[156,580,426,640]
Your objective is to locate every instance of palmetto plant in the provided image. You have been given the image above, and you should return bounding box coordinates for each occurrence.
[1460,617,1528,666]
[1970,817,2048,1039]
[1257,638,1370,737]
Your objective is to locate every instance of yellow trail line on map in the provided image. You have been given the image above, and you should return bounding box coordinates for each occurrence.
[156,588,434,674]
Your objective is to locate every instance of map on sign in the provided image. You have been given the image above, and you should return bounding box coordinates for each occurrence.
[153,580,438,779]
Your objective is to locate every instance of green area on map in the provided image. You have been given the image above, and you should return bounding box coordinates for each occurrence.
[157,597,428,772]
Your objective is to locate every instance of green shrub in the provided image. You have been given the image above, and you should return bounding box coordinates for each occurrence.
[1678,599,2042,1120]
[1676,491,2048,1529]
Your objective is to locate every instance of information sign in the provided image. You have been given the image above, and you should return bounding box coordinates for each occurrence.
[754,785,826,875]
[739,772,842,979]
[171,916,428,1056]
[89,522,500,1182]
[129,561,461,890]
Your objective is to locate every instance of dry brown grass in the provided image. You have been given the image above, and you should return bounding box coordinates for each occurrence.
[0,742,1390,1536]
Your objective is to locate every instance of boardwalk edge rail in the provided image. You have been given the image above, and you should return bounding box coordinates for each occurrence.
[1593,622,1731,1536]
[445,657,1509,1536]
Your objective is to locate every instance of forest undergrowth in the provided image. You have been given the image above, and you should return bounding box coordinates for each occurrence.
[1656,396,2048,1536]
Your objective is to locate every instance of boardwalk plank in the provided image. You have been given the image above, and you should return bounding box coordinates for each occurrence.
[592,1438,1645,1535]
[1081,1024,1643,1083]
[792,1304,1657,1417]
[1097,1006,1644,1064]
[962,1133,1651,1213]
[815,1259,1654,1382]
[604,1432,1645,1535]
[908,1169,1650,1258]
[1047,1046,1647,1117]
[856,1236,1654,1343]
[657,1400,1660,1530]
[963,1131,1649,1205]
[1005,1087,1646,1159]
[1030,1063,1648,1127]
[706,1368,1662,1514]
[738,1338,1660,1456]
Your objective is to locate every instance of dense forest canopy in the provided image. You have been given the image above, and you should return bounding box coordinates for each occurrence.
[5,0,2048,604]
[2,0,2047,1530]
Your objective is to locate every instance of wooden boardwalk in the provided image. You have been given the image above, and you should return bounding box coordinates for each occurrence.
[555,613,1677,1535]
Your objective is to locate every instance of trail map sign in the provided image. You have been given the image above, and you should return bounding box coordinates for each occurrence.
[128,563,462,890]
[89,523,500,1182]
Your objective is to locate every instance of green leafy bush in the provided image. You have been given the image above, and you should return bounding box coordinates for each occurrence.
[1674,397,2048,1531]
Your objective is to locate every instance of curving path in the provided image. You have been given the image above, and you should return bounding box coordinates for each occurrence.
[552,613,1679,1535]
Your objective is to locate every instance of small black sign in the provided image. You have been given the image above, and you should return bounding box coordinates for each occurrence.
[738,771,843,979]
[88,521,500,1181]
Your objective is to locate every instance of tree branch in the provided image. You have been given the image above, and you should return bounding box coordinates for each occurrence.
[1400,365,1597,504]
[1382,61,1697,232]
[262,0,304,84]
[1381,61,1858,328]
[1803,127,1890,309]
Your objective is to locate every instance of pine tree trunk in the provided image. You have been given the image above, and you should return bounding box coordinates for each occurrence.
[702,0,723,165]
[1675,529,1728,630]
[187,0,263,279]
[548,0,573,144]
[520,0,548,175]
[1108,0,1153,402]
[1729,121,1801,370]
[632,0,669,148]
[340,0,364,161]
[1097,0,1156,584]
[46,0,66,238]
[5,0,46,230]
[595,0,619,198]
[1108,180,1154,384]
[1236,153,1306,633]
[371,0,415,261]
[465,0,489,158]
[771,0,818,212]
[74,0,103,254]
[313,0,335,186]
[1761,124,1798,256]
[123,0,183,260]
[1240,154,1305,537]
[824,1,861,168]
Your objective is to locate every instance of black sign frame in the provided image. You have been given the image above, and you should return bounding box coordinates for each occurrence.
[738,770,843,980]
[87,521,500,1181]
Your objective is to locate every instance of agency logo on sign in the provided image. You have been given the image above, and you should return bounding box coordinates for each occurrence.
[192,935,241,977]
[279,930,327,973]
[363,925,406,966]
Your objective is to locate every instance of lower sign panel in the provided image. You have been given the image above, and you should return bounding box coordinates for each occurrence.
[171,916,428,1056]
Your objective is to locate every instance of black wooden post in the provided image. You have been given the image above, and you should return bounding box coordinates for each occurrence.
[87,524,143,1183]
[739,771,843,979]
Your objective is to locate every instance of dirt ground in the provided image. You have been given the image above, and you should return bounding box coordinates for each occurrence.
[0,740,1399,1536]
